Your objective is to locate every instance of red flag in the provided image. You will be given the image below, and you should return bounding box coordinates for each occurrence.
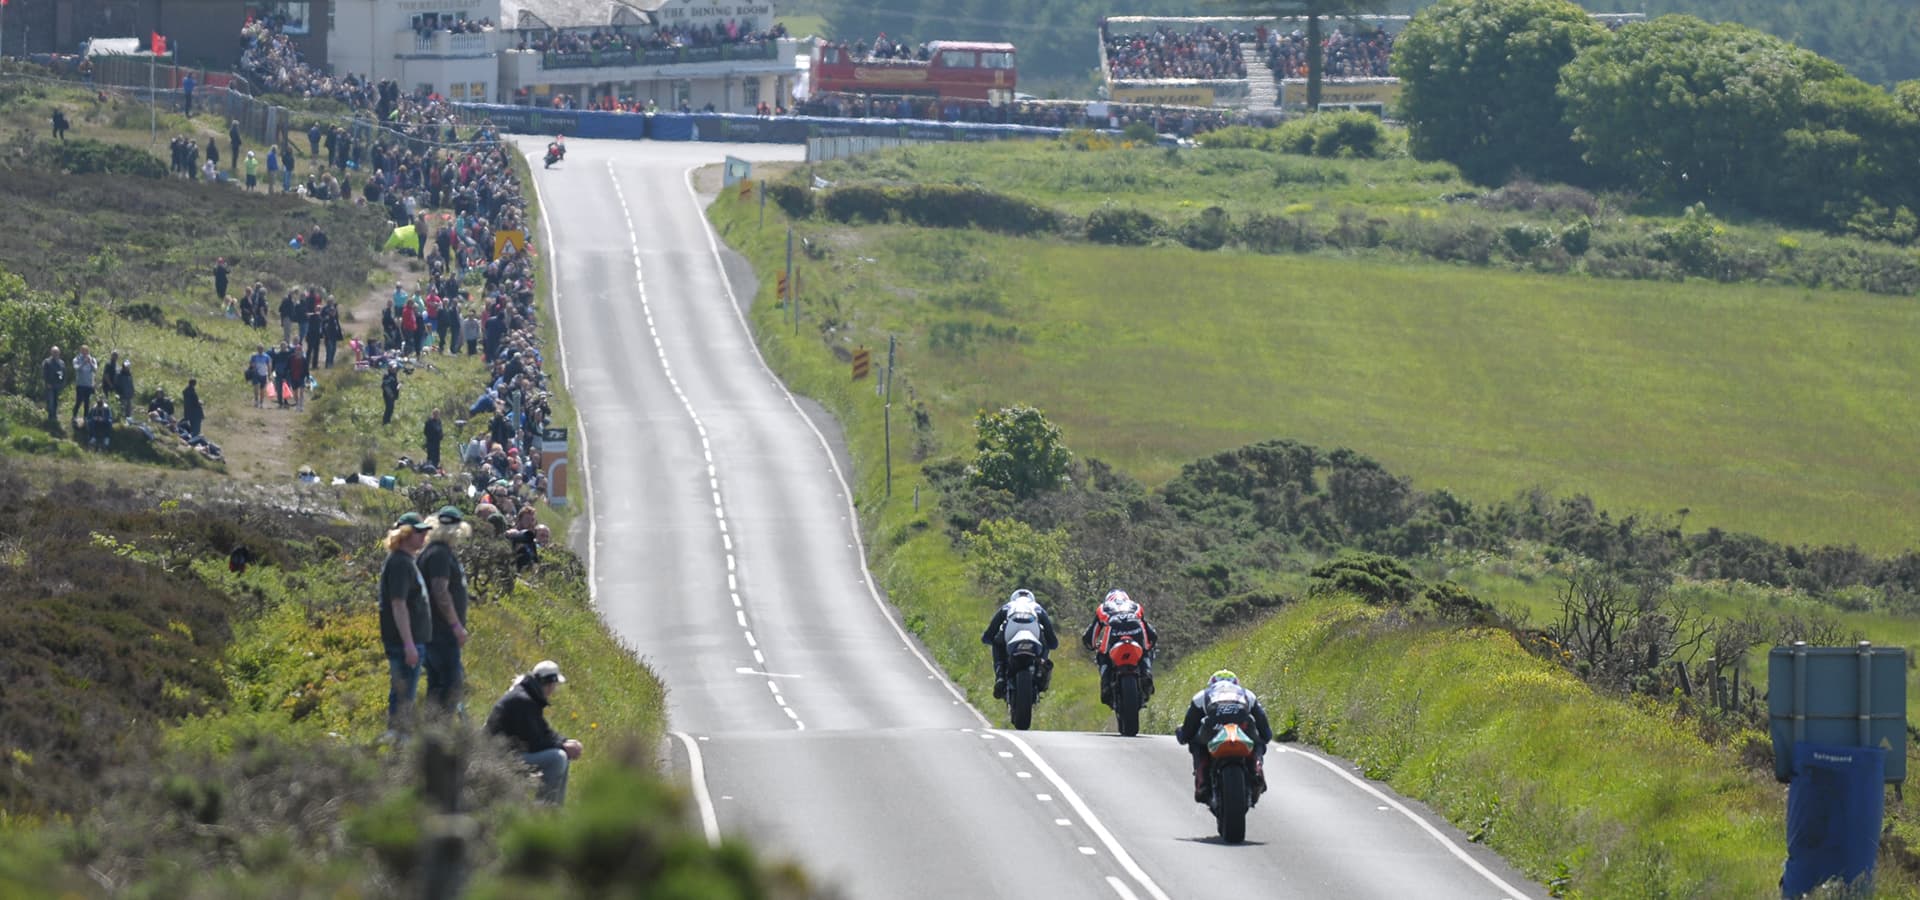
[152,32,168,55]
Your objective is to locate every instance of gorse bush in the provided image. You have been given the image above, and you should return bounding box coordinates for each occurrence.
[1085,206,1163,245]
[33,137,168,178]
[0,268,94,396]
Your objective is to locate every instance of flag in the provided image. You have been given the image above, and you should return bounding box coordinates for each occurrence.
[152,32,168,55]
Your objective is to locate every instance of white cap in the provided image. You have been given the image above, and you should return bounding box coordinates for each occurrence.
[531,660,565,683]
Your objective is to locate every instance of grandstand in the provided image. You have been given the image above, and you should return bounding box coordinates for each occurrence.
[1099,13,1644,114]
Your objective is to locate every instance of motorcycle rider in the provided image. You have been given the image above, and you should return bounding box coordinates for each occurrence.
[981,588,1058,699]
[1081,589,1159,704]
[1174,670,1273,803]
[544,135,565,167]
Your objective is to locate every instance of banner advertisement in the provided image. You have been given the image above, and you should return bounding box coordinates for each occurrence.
[1110,86,1216,107]
[1279,79,1401,108]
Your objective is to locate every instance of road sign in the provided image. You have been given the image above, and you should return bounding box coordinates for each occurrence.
[851,347,870,380]
[540,427,570,508]
[1768,642,1907,783]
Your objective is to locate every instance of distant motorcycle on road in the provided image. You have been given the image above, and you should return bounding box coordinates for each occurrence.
[1003,615,1052,730]
[544,139,566,169]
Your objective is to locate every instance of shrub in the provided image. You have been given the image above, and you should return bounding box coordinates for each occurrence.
[118,301,167,326]
[1177,206,1232,251]
[1560,217,1593,256]
[895,184,1060,236]
[1477,179,1600,218]
[1122,120,1159,143]
[1085,206,1163,245]
[1235,213,1318,253]
[0,269,94,396]
[820,185,894,223]
[1309,552,1419,606]
[764,179,814,218]
[34,138,167,179]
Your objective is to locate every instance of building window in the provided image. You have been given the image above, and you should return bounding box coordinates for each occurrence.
[743,76,760,108]
[471,83,488,102]
[273,2,312,35]
[450,83,467,100]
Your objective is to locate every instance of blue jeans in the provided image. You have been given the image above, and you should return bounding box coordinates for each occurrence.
[386,643,425,733]
[524,748,570,804]
[424,639,465,715]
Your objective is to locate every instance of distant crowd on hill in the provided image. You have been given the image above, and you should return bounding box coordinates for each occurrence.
[1261,26,1396,80]
[1103,23,1250,80]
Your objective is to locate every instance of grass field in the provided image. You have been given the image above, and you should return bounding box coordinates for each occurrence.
[722,207,1920,552]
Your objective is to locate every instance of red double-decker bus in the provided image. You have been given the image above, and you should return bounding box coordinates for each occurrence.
[811,40,1018,104]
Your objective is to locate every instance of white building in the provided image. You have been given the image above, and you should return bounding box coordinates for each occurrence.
[329,0,804,111]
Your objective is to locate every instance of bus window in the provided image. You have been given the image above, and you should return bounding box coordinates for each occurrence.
[982,52,1014,69]
[821,46,841,64]
[940,51,977,68]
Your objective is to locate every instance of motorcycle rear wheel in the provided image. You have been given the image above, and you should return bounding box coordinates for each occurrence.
[1009,668,1035,730]
[1216,765,1249,844]
[1115,674,1141,737]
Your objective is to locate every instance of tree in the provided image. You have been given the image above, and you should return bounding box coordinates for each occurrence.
[1228,0,1389,109]
[0,269,94,398]
[1558,16,1847,208]
[967,405,1071,500]
[1392,0,1608,184]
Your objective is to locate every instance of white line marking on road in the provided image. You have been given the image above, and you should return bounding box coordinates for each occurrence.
[1055,818,1072,826]
[685,165,988,728]
[1036,793,1052,802]
[1106,876,1141,900]
[735,667,804,678]
[1284,746,1529,899]
[997,731,1172,900]
[766,681,781,696]
[1078,847,1097,856]
[670,731,721,848]
[1016,771,1033,779]
[998,751,1014,758]
[610,161,801,731]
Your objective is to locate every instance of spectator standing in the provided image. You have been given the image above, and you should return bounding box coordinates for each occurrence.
[244,150,259,191]
[278,290,297,345]
[288,347,308,411]
[229,119,243,168]
[213,257,230,304]
[420,505,471,714]
[40,346,65,426]
[483,660,582,804]
[207,137,220,173]
[114,358,135,423]
[70,345,97,424]
[248,344,271,407]
[281,140,296,193]
[51,109,69,141]
[181,74,196,117]
[424,409,444,470]
[322,303,342,368]
[382,362,401,425]
[265,146,280,195]
[379,511,434,741]
[270,343,292,408]
[462,307,479,356]
[181,378,203,437]
[307,122,322,157]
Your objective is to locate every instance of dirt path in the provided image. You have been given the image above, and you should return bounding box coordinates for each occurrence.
[217,254,423,481]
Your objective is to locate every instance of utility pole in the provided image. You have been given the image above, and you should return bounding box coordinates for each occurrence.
[883,334,895,497]
[785,226,796,335]
[149,48,157,144]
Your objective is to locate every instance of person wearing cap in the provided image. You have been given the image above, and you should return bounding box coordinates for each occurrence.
[423,409,444,471]
[420,505,471,715]
[484,660,583,804]
[379,511,434,740]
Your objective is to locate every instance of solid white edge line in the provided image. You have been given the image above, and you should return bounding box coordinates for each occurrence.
[1284,747,1528,899]
[1105,875,1141,900]
[528,145,597,603]
[682,164,990,728]
[670,730,723,848]
[996,731,1171,900]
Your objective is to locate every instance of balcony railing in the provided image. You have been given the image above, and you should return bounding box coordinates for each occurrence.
[406,30,496,57]
[538,41,779,70]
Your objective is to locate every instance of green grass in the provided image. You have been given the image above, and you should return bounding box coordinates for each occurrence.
[777,13,830,38]
[1141,596,1810,898]
[720,198,1920,552]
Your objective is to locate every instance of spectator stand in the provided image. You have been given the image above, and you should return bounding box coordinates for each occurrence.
[1099,16,1258,110]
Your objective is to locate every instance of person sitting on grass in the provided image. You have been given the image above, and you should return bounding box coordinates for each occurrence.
[484,660,583,804]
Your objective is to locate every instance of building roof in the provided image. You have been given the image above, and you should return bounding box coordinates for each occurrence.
[502,0,656,31]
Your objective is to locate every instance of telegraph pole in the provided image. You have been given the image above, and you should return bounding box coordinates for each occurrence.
[883,335,895,497]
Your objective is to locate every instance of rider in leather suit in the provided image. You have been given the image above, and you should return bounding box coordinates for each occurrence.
[981,588,1058,699]
[1174,670,1273,803]
[1080,589,1159,703]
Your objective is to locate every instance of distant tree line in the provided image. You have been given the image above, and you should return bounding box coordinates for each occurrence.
[1394,0,1920,235]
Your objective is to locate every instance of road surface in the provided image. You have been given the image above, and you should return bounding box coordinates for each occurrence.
[525,135,1545,900]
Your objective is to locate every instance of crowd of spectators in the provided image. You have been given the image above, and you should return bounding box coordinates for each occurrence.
[1261,26,1397,79]
[239,13,380,104]
[833,34,932,62]
[412,13,496,40]
[797,92,1245,135]
[1103,24,1249,81]
[520,20,787,55]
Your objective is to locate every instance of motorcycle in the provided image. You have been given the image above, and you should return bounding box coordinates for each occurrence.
[1003,625,1052,731]
[544,143,565,168]
[1204,723,1262,844]
[1103,633,1150,737]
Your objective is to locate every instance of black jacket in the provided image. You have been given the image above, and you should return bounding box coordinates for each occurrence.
[42,356,65,388]
[981,602,1058,649]
[1176,684,1274,751]
[484,676,564,753]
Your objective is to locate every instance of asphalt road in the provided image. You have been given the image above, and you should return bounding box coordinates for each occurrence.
[524,136,1546,900]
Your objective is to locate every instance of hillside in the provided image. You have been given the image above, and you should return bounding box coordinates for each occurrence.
[0,75,816,895]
